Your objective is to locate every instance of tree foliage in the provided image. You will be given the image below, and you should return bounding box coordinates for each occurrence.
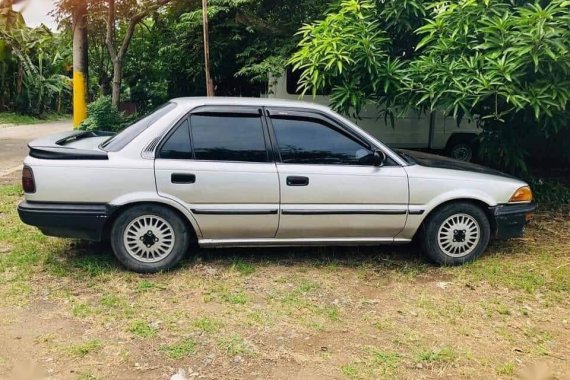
[290,0,570,173]
[0,19,71,114]
[53,0,330,114]
[79,95,123,131]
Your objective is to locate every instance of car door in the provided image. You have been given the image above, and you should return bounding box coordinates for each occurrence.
[267,109,409,240]
[155,107,280,239]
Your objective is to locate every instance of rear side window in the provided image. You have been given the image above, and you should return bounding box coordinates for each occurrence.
[158,119,192,159]
[190,115,268,162]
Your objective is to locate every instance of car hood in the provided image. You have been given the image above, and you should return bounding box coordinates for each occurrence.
[396,149,514,179]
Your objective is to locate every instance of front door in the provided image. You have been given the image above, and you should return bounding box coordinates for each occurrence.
[267,110,409,239]
[155,108,279,239]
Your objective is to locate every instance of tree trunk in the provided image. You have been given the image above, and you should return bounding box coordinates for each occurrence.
[72,0,88,127]
[105,0,173,109]
[111,59,122,108]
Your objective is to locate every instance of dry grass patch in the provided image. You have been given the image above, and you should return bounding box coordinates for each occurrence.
[0,183,569,379]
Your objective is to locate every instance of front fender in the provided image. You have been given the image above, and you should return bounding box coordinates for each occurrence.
[399,189,497,240]
[412,189,497,216]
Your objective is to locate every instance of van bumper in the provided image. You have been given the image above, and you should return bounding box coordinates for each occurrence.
[18,201,110,241]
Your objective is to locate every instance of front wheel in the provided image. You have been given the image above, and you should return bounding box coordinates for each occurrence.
[420,202,491,265]
[110,204,190,273]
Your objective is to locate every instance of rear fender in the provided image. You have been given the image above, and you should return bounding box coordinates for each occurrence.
[108,192,203,238]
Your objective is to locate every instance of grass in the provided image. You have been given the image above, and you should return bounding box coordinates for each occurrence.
[0,182,569,378]
[72,302,93,318]
[230,258,256,276]
[341,364,358,378]
[161,338,197,359]
[342,347,400,378]
[70,339,103,357]
[192,317,223,333]
[416,347,458,363]
[136,279,156,292]
[218,334,255,356]
[77,373,101,380]
[204,285,249,304]
[129,320,158,338]
[0,112,69,126]
[497,362,516,375]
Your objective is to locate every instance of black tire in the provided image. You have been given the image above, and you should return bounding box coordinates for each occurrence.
[110,204,190,273]
[420,202,490,266]
[446,135,478,162]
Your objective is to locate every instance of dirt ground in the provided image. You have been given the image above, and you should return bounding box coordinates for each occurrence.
[0,180,569,379]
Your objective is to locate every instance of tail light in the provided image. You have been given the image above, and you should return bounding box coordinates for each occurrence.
[22,166,36,193]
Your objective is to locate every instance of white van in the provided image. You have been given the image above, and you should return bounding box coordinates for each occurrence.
[268,69,481,161]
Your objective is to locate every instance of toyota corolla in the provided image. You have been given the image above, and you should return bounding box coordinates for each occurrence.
[18,98,535,273]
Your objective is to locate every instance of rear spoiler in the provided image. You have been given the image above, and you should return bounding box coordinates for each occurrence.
[28,130,115,160]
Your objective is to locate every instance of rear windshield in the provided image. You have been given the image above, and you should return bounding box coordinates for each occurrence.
[101,102,176,152]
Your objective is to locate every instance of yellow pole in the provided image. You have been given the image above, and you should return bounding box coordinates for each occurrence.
[72,0,88,128]
[73,71,87,127]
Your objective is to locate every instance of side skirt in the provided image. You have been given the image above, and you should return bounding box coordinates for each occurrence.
[198,237,411,248]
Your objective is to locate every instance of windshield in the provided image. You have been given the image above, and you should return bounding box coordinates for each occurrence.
[101,102,176,152]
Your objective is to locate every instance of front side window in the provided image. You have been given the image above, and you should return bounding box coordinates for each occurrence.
[190,115,268,162]
[272,117,373,165]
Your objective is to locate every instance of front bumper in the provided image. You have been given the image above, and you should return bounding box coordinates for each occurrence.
[18,201,110,241]
[490,203,536,240]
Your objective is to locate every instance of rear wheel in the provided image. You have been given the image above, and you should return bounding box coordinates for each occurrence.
[446,135,478,162]
[420,202,490,265]
[111,204,190,273]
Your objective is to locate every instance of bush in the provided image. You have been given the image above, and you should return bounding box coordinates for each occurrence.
[79,96,123,132]
[529,178,570,207]
[291,0,570,175]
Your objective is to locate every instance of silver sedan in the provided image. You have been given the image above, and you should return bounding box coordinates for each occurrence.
[18,98,535,273]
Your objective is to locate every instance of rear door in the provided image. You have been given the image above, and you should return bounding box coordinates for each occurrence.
[267,109,409,239]
[155,107,280,239]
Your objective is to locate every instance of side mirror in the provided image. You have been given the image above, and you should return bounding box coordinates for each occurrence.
[372,149,386,167]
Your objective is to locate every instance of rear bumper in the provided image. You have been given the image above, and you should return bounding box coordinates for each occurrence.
[490,203,536,240]
[18,201,110,241]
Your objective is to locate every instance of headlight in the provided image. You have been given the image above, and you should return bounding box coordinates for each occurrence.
[509,186,533,203]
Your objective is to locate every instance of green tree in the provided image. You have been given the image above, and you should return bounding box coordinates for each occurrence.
[1,19,71,114]
[119,0,331,111]
[290,0,570,173]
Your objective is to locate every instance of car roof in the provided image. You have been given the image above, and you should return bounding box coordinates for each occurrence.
[170,97,332,113]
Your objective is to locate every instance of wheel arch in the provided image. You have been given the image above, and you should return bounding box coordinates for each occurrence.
[102,199,201,242]
[414,197,495,241]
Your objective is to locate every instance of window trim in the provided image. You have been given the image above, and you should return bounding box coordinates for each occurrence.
[157,107,273,164]
[190,105,263,117]
[266,108,372,150]
[265,108,389,167]
[153,104,403,167]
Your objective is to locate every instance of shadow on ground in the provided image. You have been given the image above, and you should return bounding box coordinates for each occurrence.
[52,239,439,276]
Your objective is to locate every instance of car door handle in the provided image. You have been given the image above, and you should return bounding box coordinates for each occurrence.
[286,176,309,186]
[171,173,196,184]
